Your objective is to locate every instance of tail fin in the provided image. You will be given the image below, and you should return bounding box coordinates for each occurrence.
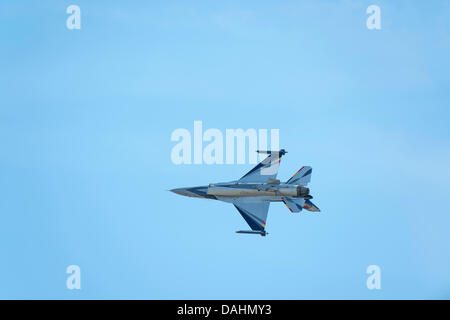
[286,166,312,186]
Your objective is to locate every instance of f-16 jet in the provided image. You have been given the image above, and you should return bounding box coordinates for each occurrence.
[171,149,320,236]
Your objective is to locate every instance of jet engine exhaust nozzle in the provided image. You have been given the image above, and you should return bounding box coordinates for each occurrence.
[297,186,310,197]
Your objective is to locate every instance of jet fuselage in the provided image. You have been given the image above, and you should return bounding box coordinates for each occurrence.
[170,149,320,236]
[171,182,310,201]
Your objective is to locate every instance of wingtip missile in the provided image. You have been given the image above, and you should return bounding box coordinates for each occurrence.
[256,149,287,155]
[236,230,268,237]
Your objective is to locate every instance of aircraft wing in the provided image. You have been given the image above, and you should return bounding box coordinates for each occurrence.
[233,200,270,231]
[238,150,286,183]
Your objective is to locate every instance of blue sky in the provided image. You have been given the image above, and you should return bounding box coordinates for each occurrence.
[1,1,450,299]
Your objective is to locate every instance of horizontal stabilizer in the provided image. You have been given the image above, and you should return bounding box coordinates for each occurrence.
[236,230,267,236]
[282,197,305,213]
[303,199,320,212]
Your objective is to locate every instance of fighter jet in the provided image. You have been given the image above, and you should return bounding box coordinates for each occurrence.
[171,149,320,236]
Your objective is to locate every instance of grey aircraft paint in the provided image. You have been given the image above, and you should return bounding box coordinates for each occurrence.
[171,149,320,236]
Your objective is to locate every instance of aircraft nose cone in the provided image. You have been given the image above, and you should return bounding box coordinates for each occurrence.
[170,188,190,197]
